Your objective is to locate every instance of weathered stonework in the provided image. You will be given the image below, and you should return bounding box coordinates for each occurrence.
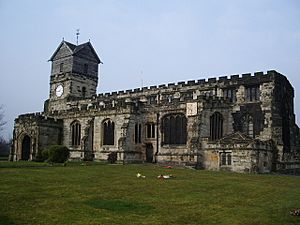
[11,113,62,161]
[10,40,300,173]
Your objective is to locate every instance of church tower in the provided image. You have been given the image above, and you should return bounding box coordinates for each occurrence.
[46,40,102,112]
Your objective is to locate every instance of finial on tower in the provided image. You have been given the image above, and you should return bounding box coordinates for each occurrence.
[76,29,80,45]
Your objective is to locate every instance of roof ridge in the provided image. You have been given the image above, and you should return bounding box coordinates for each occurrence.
[49,40,101,63]
[63,41,77,51]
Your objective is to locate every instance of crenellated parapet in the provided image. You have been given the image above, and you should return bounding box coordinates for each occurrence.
[45,70,289,116]
[92,70,282,99]
[15,113,63,128]
[16,112,60,121]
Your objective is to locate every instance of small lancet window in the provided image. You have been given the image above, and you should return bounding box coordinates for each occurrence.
[227,154,232,165]
[245,86,260,102]
[223,88,237,102]
[82,87,86,97]
[71,121,81,146]
[135,123,142,143]
[60,63,64,72]
[146,123,155,139]
[242,115,254,138]
[84,64,88,74]
[220,152,232,166]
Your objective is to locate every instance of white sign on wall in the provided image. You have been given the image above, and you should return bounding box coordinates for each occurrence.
[186,102,198,116]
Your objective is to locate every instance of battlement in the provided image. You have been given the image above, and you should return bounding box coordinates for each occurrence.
[15,112,63,124]
[46,70,284,115]
[95,70,281,98]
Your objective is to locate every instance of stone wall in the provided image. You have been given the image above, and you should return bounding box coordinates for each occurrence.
[202,136,273,173]
[12,113,63,160]
[49,73,97,100]
[40,70,300,170]
[11,39,300,173]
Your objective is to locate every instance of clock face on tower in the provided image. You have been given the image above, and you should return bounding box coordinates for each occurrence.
[55,84,64,97]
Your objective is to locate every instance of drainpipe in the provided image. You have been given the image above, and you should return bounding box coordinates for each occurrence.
[155,112,159,163]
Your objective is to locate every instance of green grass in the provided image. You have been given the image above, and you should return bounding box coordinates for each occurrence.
[0,162,299,225]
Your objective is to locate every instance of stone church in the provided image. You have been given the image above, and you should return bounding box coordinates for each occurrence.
[10,40,300,173]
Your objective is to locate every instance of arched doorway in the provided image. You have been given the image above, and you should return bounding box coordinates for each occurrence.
[21,135,31,160]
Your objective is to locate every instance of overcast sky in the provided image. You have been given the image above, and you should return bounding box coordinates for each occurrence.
[0,0,300,139]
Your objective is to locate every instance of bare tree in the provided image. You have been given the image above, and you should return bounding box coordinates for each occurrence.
[0,105,9,157]
[0,105,6,133]
[0,105,6,143]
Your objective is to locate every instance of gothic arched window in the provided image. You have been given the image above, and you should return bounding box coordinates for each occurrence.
[71,121,81,146]
[220,152,232,166]
[103,119,115,145]
[210,112,223,140]
[245,86,260,102]
[162,114,187,145]
[242,115,254,138]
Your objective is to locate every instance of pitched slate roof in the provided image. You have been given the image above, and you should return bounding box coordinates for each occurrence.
[49,40,102,63]
[64,41,77,51]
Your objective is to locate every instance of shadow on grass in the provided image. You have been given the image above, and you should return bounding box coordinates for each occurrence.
[0,216,20,225]
[0,161,108,168]
[0,161,49,168]
[85,199,155,214]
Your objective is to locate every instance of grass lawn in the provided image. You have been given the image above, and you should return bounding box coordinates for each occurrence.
[0,162,299,225]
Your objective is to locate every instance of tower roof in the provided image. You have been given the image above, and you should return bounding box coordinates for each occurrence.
[49,40,102,63]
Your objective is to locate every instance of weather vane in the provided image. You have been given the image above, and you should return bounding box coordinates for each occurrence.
[76,29,80,45]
